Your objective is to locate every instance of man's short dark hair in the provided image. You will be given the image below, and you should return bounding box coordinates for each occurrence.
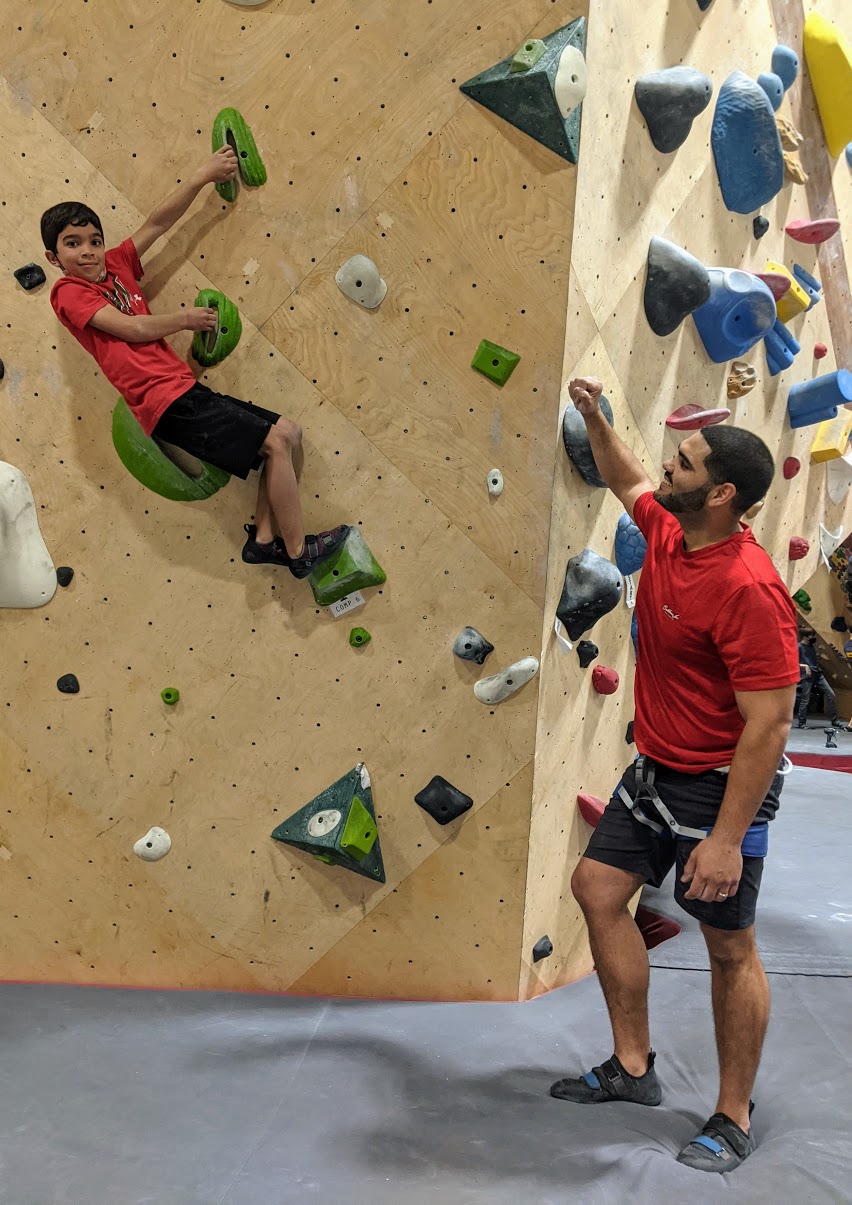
[701,425,775,515]
[40,203,104,254]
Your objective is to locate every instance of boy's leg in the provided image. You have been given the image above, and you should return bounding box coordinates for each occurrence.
[253,465,277,544]
[259,420,306,558]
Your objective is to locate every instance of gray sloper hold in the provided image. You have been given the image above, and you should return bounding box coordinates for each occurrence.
[474,656,539,705]
[644,237,711,337]
[556,548,623,642]
[634,66,713,153]
[453,626,494,665]
[562,394,614,487]
[532,936,553,962]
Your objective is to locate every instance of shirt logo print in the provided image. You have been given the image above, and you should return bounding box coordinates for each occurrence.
[663,605,680,620]
[100,274,136,315]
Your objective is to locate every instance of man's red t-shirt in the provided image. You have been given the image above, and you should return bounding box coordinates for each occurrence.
[632,491,800,773]
[50,238,196,435]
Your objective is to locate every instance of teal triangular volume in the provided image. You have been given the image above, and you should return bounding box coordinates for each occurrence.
[271,763,386,884]
[459,18,587,163]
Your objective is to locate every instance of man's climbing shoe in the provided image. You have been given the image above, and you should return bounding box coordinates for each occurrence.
[288,525,350,580]
[241,523,290,566]
[550,1052,662,1105]
[676,1104,755,1173]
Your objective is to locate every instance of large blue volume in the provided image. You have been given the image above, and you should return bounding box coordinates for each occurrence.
[692,269,776,363]
[712,72,784,213]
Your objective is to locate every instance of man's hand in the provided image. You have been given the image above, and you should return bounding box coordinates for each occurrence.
[568,376,604,418]
[198,145,239,186]
[184,307,218,333]
[681,837,742,903]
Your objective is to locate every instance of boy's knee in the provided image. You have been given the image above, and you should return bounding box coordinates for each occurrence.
[266,419,301,454]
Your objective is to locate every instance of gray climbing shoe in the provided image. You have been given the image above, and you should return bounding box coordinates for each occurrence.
[676,1105,755,1173]
[550,1052,662,1105]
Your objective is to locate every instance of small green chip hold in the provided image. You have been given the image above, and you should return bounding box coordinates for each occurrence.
[339,795,378,862]
[471,339,521,386]
[510,38,546,72]
[161,687,180,706]
[349,627,372,648]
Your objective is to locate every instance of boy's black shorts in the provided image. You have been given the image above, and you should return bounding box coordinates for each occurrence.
[153,383,281,480]
[582,758,784,931]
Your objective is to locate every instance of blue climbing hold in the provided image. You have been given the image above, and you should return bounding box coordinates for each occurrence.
[631,611,639,661]
[846,142,852,168]
[792,264,822,311]
[615,513,648,577]
[757,72,784,112]
[771,45,799,93]
[787,370,852,429]
[712,72,784,214]
[692,269,776,363]
[764,318,801,377]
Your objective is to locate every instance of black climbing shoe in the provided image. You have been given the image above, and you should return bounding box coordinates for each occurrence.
[550,1052,662,1106]
[241,523,291,567]
[288,525,350,580]
[676,1103,755,1173]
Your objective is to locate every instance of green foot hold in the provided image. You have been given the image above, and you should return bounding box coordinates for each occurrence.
[349,627,372,648]
[112,398,230,502]
[308,528,386,607]
[212,107,267,202]
[191,289,242,368]
[161,687,180,705]
[792,588,812,612]
[471,339,521,386]
[511,38,546,73]
[271,763,386,884]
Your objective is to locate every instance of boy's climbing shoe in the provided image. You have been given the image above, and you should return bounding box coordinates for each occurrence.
[288,525,350,580]
[676,1104,755,1173]
[550,1052,662,1105]
[241,523,291,566]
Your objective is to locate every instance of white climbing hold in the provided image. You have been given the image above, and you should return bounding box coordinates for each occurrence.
[827,449,852,505]
[358,763,372,790]
[819,522,844,567]
[335,254,387,309]
[0,461,58,609]
[474,656,539,705]
[486,468,504,497]
[308,809,343,838]
[133,827,171,862]
[554,45,588,119]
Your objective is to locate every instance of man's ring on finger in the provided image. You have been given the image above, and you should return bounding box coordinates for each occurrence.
[716,891,728,898]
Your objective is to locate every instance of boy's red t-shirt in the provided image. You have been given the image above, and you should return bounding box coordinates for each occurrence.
[632,491,800,773]
[50,238,196,435]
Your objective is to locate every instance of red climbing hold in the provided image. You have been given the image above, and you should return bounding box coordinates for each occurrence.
[576,792,606,828]
[755,271,791,301]
[665,404,730,431]
[592,665,619,695]
[789,536,810,560]
[783,456,801,479]
[635,906,682,951]
[814,342,828,360]
[785,217,840,245]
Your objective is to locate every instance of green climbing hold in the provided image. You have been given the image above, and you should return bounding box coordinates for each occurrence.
[471,339,521,386]
[112,398,230,502]
[349,627,372,648]
[792,588,812,612]
[308,528,386,607]
[212,107,267,202]
[190,289,242,368]
[511,38,546,73]
[161,687,180,705]
[271,763,386,884]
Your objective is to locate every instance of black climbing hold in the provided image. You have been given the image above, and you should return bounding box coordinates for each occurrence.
[577,640,598,669]
[830,616,848,632]
[0,359,4,381]
[696,0,713,9]
[57,674,79,694]
[634,66,713,154]
[14,263,47,291]
[825,728,838,749]
[753,216,770,240]
[557,548,623,641]
[625,720,635,745]
[452,626,494,665]
[644,237,711,337]
[562,394,615,487]
[532,936,553,962]
[415,775,474,825]
[56,567,74,587]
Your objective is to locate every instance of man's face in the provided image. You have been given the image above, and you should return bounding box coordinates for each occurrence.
[654,432,716,514]
[46,223,105,281]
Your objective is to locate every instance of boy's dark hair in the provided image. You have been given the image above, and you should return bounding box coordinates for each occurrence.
[701,425,775,515]
[40,203,104,254]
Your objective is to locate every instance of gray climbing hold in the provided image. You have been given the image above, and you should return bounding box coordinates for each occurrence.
[625,720,635,745]
[771,45,799,93]
[532,936,553,962]
[453,626,494,666]
[644,237,711,337]
[474,656,539,705]
[133,827,172,862]
[486,468,504,497]
[753,216,769,239]
[556,548,623,641]
[577,640,598,669]
[57,674,79,694]
[0,462,58,609]
[634,66,713,154]
[757,72,784,112]
[696,0,713,9]
[562,394,614,487]
[56,566,74,587]
[335,254,387,309]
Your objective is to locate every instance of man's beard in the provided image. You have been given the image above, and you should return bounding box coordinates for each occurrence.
[653,480,714,514]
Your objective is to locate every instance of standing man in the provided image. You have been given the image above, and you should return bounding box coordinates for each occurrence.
[796,631,841,729]
[550,378,799,1175]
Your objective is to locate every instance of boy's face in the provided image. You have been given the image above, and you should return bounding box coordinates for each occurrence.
[45,223,106,281]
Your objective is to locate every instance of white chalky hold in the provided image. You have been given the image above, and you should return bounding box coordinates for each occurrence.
[133,827,171,862]
[335,254,387,309]
[308,809,343,838]
[0,462,58,609]
[486,468,504,497]
[554,45,588,119]
[474,656,539,705]
[358,763,372,790]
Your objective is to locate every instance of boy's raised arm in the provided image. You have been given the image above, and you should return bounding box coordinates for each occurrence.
[130,146,238,259]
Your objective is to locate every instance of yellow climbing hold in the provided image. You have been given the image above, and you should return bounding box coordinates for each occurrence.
[765,261,810,324]
[803,12,852,158]
[810,411,852,463]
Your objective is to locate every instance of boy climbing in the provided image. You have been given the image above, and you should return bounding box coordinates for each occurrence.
[42,145,348,579]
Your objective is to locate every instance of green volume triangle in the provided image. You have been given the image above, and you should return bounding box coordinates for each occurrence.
[271,764,386,884]
[459,18,587,163]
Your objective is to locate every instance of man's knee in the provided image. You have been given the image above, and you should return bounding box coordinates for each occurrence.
[263,418,302,456]
[701,923,758,967]
[572,857,639,917]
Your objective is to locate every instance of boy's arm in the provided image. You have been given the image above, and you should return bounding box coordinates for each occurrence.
[89,304,216,343]
[130,146,238,259]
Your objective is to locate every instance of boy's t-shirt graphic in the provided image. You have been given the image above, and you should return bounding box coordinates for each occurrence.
[50,238,196,434]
